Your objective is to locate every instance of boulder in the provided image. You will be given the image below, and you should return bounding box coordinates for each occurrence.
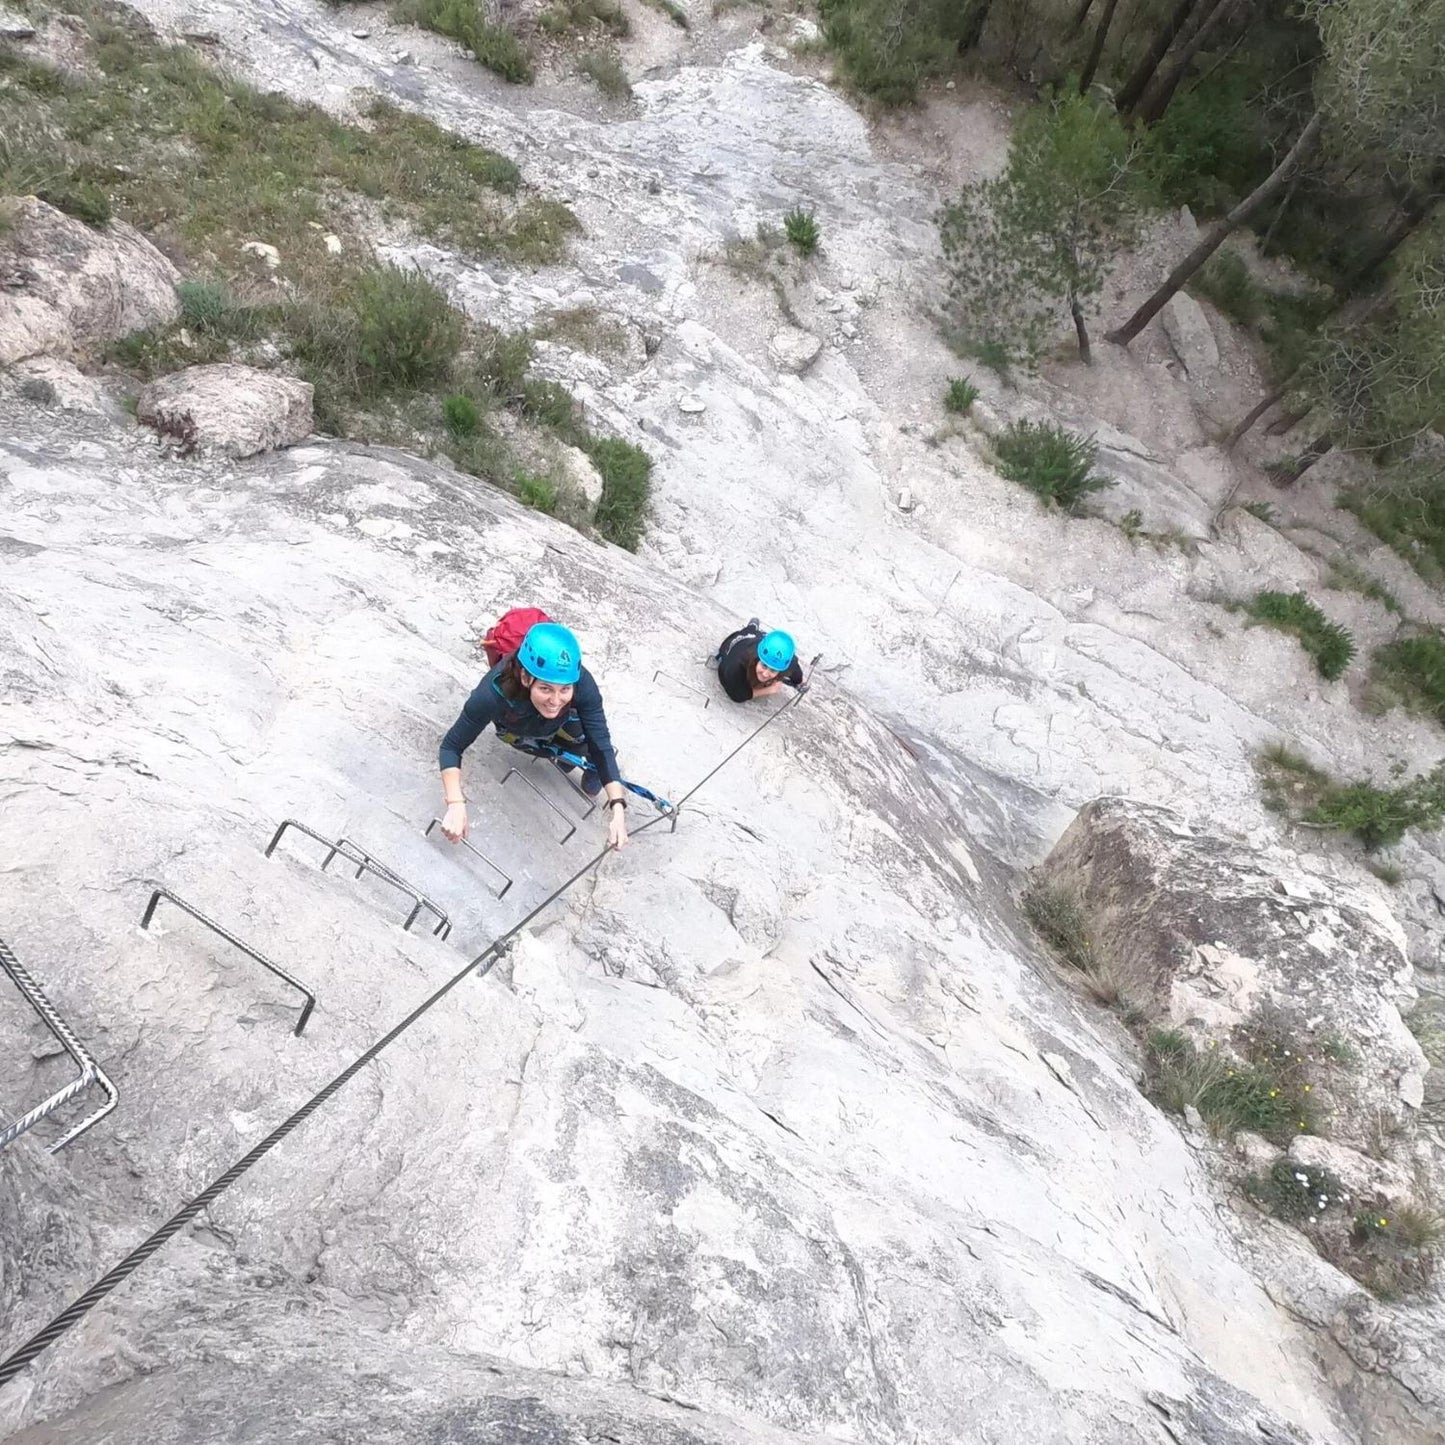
[768,325,823,375]
[558,443,604,512]
[4,355,112,414]
[1287,1135,1417,1205]
[1162,292,1219,377]
[0,198,181,365]
[0,5,35,38]
[1039,798,1428,1153]
[137,363,313,458]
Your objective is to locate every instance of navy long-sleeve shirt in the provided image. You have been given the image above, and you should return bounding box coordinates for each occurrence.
[438,660,621,785]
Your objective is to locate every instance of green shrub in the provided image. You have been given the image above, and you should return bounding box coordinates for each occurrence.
[520,377,585,444]
[517,472,558,512]
[783,206,820,256]
[1305,764,1445,851]
[1192,251,1264,329]
[578,49,631,97]
[1324,556,1400,613]
[587,436,651,550]
[1146,1030,1315,1143]
[395,0,534,81]
[351,265,464,391]
[1246,1158,1346,1224]
[818,0,965,106]
[1342,1206,1445,1299]
[476,329,535,399]
[36,178,111,227]
[176,279,233,332]
[1370,631,1445,722]
[943,376,978,414]
[642,0,691,27]
[1243,590,1356,681]
[540,0,630,35]
[442,393,481,438]
[992,421,1111,512]
[1242,501,1276,524]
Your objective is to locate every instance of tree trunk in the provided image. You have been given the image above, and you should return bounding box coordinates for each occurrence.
[1341,180,1442,289]
[1072,298,1093,364]
[1116,0,1201,115]
[1135,0,1237,126]
[1270,433,1334,486]
[1079,0,1121,92]
[1266,406,1311,436]
[1224,379,1290,451]
[1257,173,1298,256]
[1106,110,1325,347]
[958,0,995,52]
[1068,0,1097,39]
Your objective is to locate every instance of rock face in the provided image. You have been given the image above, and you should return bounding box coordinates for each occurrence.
[136,363,313,457]
[0,198,180,365]
[1039,798,1428,1152]
[767,325,822,375]
[1162,291,1220,376]
[3,356,112,414]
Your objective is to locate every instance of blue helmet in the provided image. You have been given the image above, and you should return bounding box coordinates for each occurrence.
[756,629,795,672]
[518,622,581,685]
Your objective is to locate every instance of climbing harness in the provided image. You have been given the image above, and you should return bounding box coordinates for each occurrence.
[512,740,676,814]
[0,658,821,1390]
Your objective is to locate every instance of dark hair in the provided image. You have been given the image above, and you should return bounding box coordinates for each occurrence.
[497,655,528,701]
[739,641,766,688]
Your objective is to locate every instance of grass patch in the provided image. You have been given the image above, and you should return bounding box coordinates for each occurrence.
[1146,1029,1316,1144]
[517,472,559,512]
[943,376,978,415]
[587,436,652,550]
[1191,251,1264,329]
[818,0,963,106]
[641,0,691,27]
[1369,630,1445,722]
[1241,501,1276,524]
[443,393,481,438]
[533,305,633,357]
[350,265,464,391]
[1246,1158,1346,1224]
[783,206,820,256]
[992,421,1111,513]
[393,0,534,81]
[1366,859,1405,886]
[577,48,631,97]
[539,0,630,35]
[1342,486,1445,586]
[1340,1206,1445,1299]
[1324,556,1401,614]
[1020,879,1123,1005]
[1241,590,1356,681]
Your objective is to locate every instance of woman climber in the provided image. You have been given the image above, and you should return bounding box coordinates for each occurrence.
[438,620,630,850]
[712,620,805,704]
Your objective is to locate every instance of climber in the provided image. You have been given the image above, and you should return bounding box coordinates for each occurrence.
[712,620,805,704]
[438,621,630,850]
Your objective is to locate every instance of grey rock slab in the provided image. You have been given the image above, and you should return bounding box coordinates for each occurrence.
[0,4,35,37]
[136,363,313,457]
[1162,291,1220,377]
[0,199,180,365]
[767,326,823,375]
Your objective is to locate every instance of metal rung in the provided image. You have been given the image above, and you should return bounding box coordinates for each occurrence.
[425,819,513,899]
[500,768,580,844]
[1,935,118,1153]
[140,889,316,1036]
[653,668,711,708]
[264,820,451,940]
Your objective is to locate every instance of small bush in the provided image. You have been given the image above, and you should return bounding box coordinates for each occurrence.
[1343,471,1445,584]
[943,376,978,415]
[1242,501,1276,524]
[443,393,481,438]
[36,179,111,227]
[517,472,558,512]
[1191,251,1264,329]
[967,338,1014,381]
[476,328,536,399]
[1305,764,1445,851]
[783,206,820,256]
[351,265,464,391]
[578,49,631,98]
[520,377,585,444]
[395,0,535,82]
[1020,880,1093,974]
[642,0,691,27]
[1342,1206,1445,1298]
[1243,590,1356,681]
[1246,1158,1346,1224]
[1370,630,1445,722]
[1325,556,1401,614]
[819,0,965,106]
[992,421,1111,512]
[1146,1030,1314,1143]
[1118,508,1144,540]
[587,436,651,550]
[1367,859,1405,886]
[540,0,629,35]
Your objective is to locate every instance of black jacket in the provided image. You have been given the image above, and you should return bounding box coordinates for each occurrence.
[716,631,803,703]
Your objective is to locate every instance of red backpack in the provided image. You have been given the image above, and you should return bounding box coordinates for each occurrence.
[480,607,552,668]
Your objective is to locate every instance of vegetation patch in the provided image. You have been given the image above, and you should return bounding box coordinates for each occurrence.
[1324,556,1400,614]
[943,376,978,415]
[1246,1158,1346,1225]
[817,0,964,106]
[533,305,633,358]
[992,420,1111,512]
[1241,590,1356,680]
[1191,251,1265,330]
[1145,1028,1316,1144]
[783,206,820,257]
[1343,473,1445,586]
[587,436,652,551]
[1369,630,1445,723]
[641,0,692,29]
[393,0,535,82]
[540,0,630,36]
[1020,879,1122,1005]
[577,48,631,98]
[1337,1206,1445,1299]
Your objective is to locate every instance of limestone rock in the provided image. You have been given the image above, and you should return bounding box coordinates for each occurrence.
[4,355,112,414]
[0,198,181,365]
[137,363,313,457]
[1287,1136,1417,1205]
[1234,1131,1280,1171]
[768,325,823,375]
[0,5,35,38]
[1040,798,1428,1154]
[1162,292,1219,376]
[558,443,605,512]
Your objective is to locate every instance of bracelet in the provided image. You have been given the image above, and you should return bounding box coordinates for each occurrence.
[606,798,627,811]
[444,798,466,807]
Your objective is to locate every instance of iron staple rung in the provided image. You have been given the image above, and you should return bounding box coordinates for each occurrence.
[265,819,451,939]
[424,820,513,899]
[499,768,580,844]
[652,668,711,708]
[140,889,317,1036]
[0,936,119,1153]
